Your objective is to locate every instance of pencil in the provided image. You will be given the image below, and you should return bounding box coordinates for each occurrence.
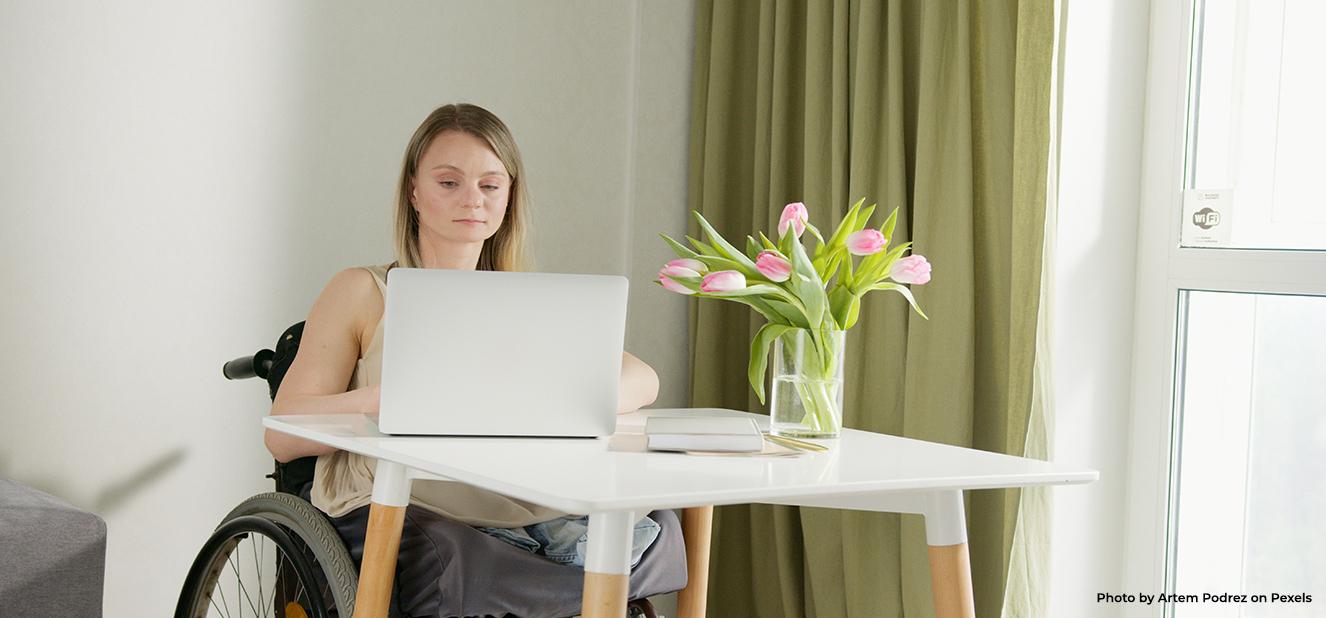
[763,433,830,452]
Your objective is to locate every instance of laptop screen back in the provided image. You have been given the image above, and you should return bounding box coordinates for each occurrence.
[378,268,626,437]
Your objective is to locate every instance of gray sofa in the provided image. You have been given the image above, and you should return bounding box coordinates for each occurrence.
[0,478,107,617]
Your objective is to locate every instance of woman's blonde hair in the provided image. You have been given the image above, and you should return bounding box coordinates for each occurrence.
[393,103,531,271]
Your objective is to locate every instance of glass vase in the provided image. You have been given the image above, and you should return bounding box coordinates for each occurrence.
[769,328,845,438]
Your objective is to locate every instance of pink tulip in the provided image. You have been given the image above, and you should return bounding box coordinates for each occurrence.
[754,251,792,282]
[890,254,931,285]
[778,202,808,237]
[660,264,702,279]
[666,258,706,274]
[700,270,746,292]
[658,273,696,295]
[846,229,887,256]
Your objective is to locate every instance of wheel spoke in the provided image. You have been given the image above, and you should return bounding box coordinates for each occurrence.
[228,552,243,616]
[296,585,308,615]
[216,561,232,618]
[210,592,227,618]
[228,547,261,616]
[250,532,265,617]
[279,544,303,618]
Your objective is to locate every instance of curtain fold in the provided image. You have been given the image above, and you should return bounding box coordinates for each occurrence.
[687,1,1055,615]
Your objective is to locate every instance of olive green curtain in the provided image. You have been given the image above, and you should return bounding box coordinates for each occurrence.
[685,1,1055,616]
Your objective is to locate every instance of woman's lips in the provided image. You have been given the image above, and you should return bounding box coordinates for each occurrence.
[453,219,486,225]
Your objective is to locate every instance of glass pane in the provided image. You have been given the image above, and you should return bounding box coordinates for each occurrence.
[1167,290,1326,615]
[1182,0,1326,250]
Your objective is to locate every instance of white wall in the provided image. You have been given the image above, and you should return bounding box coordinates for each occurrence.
[1050,0,1152,615]
[0,1,693,615]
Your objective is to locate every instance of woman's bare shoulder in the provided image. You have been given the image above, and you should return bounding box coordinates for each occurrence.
[309,267,384,338]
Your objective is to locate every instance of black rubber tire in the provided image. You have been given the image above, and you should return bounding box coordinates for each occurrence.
[176,492,360,617]
[219,493,360,615]
[175,514,330,617]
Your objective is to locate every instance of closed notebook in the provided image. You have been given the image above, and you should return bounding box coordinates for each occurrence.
[645,416,763,452]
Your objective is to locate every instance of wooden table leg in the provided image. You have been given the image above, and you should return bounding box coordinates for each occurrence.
[928,542,975,618]
[677,506,713,618]
[355,460,412,618]
[924,491,975,618]
[581,511,635,618]
[356,503,406,618]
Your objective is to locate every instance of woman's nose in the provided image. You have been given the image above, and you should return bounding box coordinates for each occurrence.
[462,184,484,208]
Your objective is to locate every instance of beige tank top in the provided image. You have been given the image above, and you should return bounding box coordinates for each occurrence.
[309,263,567,527]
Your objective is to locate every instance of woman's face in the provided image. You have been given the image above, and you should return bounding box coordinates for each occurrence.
[411,130,511,248]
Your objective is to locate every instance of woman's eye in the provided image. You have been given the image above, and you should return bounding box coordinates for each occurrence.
[439,180,458,188]
[482,185,500,191]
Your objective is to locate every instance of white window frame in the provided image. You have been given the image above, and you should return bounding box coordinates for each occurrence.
[1125,0,1326,612]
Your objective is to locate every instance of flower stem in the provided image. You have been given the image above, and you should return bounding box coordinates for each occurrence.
[775,328,844,437]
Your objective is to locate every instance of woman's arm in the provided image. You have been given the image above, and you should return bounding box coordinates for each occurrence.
[618,351,660,414]
[265,268,382,463]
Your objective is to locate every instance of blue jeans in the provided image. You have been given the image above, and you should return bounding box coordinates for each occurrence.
[478,515,661,568]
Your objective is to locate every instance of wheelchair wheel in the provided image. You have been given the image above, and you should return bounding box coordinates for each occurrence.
[176,493,358,618]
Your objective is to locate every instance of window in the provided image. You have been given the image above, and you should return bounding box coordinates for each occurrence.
[1129,0,1326,615]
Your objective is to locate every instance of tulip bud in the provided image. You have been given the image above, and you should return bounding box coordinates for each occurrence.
[660,264,702,279]
[700,270,747,293]
[846,229,886,256]
[658,273,696,295]
[889,255,931,285]
[778,202,808,238]
[666,258,707,274]
[754,251,792,282]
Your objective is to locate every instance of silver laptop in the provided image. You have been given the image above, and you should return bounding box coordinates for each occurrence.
[377,267,626,437]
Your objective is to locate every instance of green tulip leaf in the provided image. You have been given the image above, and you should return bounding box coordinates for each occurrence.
[787,234,826,327]
[805,222,826,247]
[748,323,795,404]
[855,203,876,233]
[881,206,899,243]
[837,251,854,288]
[758,232,780,252]
[705,283,787,299]
[692,254,745,273]
[778,227,796,256]
[818,251,842,286]
[828,285,853,329]
[660,234,700,260]
[703,283,813,326]
[712,294,788,326]
[826,198,865,251]
[692,211,761,276]
[852,241,911,293]
[843,296,864,330]
[745,235,763,261]
[871,282,929,319]
[764,298,810,329]
[686,235,719,257]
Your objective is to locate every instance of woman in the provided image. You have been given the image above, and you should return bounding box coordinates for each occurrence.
[264,103,680,617]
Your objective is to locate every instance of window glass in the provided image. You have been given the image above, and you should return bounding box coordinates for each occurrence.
[1182,0,1326,250]
[1168,290,1326,615]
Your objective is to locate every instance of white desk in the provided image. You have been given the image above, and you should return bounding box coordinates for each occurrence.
[264,408,1096,618]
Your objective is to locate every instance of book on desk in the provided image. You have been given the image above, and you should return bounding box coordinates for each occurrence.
[645,416,764,452]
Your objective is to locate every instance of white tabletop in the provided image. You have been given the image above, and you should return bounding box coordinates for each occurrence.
[263,408,1097,515]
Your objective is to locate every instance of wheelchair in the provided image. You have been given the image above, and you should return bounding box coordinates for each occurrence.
[175,322,663,618]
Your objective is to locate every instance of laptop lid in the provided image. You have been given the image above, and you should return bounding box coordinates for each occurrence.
[378,268,626,437]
